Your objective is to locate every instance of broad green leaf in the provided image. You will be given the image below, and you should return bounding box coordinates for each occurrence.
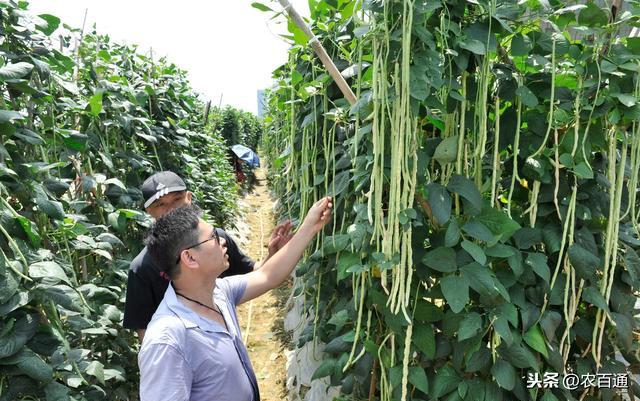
[414,301,444,323]
[502,342,539,369]
[85,360,105,385]
[525,253,550,284]
[445,219,461,247]
[0,314,38,358]
[493,317,513,346]
[441,274,469,313]
[434,136,458,165]
[409,367,429,394]
[16,216,42,247]
[45,381,71,401]
[573,162,593,179]
[577,1,608,26]
[581,286,610,314]
[426,183,451,225]
[4,348,53,382]
[311,358,337,380]
[336,252,361,282]
[485,244,516,258]
[447,175,482,214]
[623,247,640,284]
[612,312,633,351]
[568,244,599,281]
[0,269,19,304]
[516,86,538,107]
[327,310,349,329]
[458,312,482,341]
[431,366,460,398]
[0,62,33,81]
[491,359,516,390]
[29,261,72,285]
[251,2,274,12]
[412,324,435,359]
[523,324,548,358]
[13,128,45,145]
[36,14,61,35]
[461,240,486,265]
[462,220,494,243]
[323,234,350,254]
[459,39,486,55]
[422,247,457,272]
[328,170,350,197]
[36,197,65,220]
[614,93,637,107]
[0,110,24,123]
[475,205,520,241]
[89,92,104,116]
[512,227,542,249]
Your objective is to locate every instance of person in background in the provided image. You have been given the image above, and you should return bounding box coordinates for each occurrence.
[123,171,294,341]
[139,197,332,401]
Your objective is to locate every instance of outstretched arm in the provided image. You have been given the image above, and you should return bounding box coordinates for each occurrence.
[240,197,332,303]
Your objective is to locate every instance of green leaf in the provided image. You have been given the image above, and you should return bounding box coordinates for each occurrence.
[0,62,33,81]
[412,325,435,359]
[612,312,633,351]
[475,206,521,241]
[572,161,594,179]
[577,1,609,27]
[461,240,486,265]
[336,252,361,282]
[445,219,461,247]
[433,136,459,165]
[328,170,350,197]
[516,86,538,107]
[458,312,482,341]
[323,234,350,254]
[432,366,460,398]
[525,253,550,284]
[251,2,274,12]
[327,310,349,330]
[36,197,65,220]
[447,175,482,215]
[485,244,516,258]
[36,14,61,35]
[85,360,105,385]
[512,227,542,249]
[441,274,469,313]
[523,324,548,358]
[581,286,610,314]
[460,39,486,55]
[414,301,444,323]
[510,34,531,56]
[29,261,72,285]
[4,348,53,382]
[568,244,599,281]
[462,220,494,243]
[623,247,640,284]
[426,183,451,225]
[460,263,509,301]
[89,92,103,116]
[312,358,337,380]
[45,381,71,401]
[614,93,637,107]
[491,359,516,390]
[0,110,24,123]
[502,342,538,369]
[409,367,429,394]
[13,128,44,145]
[422,247,457,272]
[16,216,41,247]
[0,314,38,358]
[493,317,513,346]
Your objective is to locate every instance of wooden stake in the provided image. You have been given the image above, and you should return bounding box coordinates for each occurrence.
[277,0,357,105]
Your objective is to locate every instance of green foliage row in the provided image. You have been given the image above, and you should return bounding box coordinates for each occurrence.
[0,1,243,399]
[214,105,264,151]
[261,0,640,400]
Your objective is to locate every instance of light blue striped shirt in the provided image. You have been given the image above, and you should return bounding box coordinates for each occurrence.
[138,276,258,401]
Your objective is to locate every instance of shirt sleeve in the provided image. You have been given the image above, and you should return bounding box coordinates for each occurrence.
[219,275,248,306]
[219,229,255,276]
[139,343,192,401]
[123,268,156,330]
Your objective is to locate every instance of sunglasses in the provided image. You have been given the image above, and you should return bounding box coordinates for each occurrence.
[175,228,220,264]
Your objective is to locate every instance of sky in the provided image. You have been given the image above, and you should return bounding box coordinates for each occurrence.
[26,0,311,114]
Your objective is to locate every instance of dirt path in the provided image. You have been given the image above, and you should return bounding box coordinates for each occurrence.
[237,167,289,401]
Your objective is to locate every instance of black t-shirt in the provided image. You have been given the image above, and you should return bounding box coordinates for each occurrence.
[123,228,255,330]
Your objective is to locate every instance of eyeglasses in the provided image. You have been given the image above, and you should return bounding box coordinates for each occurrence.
[175,228,220,264]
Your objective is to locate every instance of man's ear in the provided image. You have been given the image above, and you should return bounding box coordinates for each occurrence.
[185,191,193,203]
[179,250,199,270]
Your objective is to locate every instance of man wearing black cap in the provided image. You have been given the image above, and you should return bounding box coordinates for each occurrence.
[123,171,293,341]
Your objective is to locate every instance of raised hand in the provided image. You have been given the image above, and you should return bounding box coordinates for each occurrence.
[267,219,295,258]
[301,196,333,233]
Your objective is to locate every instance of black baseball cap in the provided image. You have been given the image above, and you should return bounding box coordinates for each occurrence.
[141,171,187,208]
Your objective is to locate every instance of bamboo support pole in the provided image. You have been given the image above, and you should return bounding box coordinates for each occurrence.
[277,0,357,105]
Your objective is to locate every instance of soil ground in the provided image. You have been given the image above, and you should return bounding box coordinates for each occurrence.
[236,167,290,401]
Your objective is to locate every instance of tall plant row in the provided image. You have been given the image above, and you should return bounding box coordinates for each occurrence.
[261,0,640,400]
[0,1,255,399]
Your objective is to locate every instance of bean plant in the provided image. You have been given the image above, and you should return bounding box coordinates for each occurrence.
[0,1,249,399]
[260,0,640,400]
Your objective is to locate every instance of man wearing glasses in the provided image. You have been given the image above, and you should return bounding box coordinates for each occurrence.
[138,198,332,401]
[123,171,294,342]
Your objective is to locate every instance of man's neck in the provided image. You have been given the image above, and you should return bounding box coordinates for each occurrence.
[172,277,217,307]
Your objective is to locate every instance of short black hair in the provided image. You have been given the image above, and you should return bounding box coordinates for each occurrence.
[144,204,202,279]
